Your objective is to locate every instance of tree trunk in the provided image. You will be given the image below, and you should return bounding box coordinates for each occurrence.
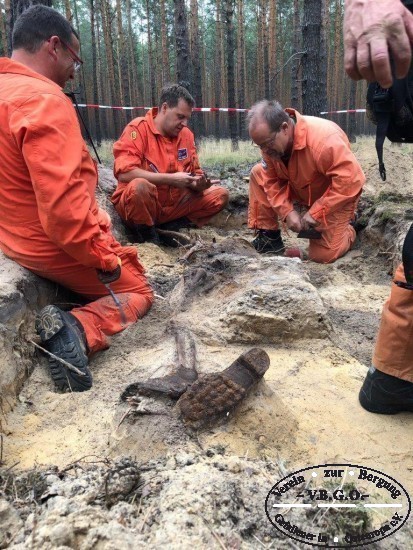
[236,0,245,134]
[214,0,222,137]
[290,0,302,110]
[146,0,157,105]
[89,0,101,144]
[160,0,170,85]
[174,0,191,88]
[225,0,238,150]
[268,0,276,99]
[100,0,120,136]
[301,0,327,116]
[189,0,204,136]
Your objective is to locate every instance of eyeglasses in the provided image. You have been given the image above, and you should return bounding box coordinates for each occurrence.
[59,38,83,71]
[253,133,277,150]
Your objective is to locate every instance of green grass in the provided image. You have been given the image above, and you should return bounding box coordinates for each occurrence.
[198,138,260,168]
[95,138,260,169]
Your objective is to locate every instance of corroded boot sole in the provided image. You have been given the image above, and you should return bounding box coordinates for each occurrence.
[176,348,270,428]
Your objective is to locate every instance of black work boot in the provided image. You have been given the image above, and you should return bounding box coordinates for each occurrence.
[35,305,92,392]
[252,229,285,254]
[157,217,196,232]
[133,224,161,245]
[359,366,413,414]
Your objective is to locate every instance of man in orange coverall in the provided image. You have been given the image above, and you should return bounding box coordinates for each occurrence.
[111,84,229,245]
[247,100,366,263]
[0,6,153,392]
[344,0,413,414]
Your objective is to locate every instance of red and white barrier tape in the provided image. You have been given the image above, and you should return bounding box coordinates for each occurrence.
[76,103,367,115]
[77,104,250,112]
[320,109,366,114]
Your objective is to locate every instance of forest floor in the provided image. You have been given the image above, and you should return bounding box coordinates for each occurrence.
[1,137,413,548]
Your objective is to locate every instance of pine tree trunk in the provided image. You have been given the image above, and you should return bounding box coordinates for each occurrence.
[90,0,101,144]
[174,0,191,88]
[146,0,157,105]
[268,0,276,98]
[236,0,245,134]
[190,0,205,135]
[301,0,327,115]
[290,0,302,110]
[214,0,222,137]
[100,0,120,137]
[95,1,108,138]
[160,0,170,85]
[225,0,238,150]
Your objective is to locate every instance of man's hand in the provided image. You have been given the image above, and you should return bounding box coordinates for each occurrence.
[301,211,319,231]
[168,172,199,189]
[344,0,413,88]
[191,173,217,192]
[285,210,303,233]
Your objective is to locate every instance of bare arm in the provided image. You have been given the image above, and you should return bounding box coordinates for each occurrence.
[118,167,199,189]
[344,0,413,88]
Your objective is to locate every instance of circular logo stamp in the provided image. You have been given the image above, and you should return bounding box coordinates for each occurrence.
[265,463,411,548]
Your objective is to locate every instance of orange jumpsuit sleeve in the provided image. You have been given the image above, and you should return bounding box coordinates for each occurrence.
[12,93,119,271]
[113,121,146,179]
[308,132,365,222]
[261,155,295,221]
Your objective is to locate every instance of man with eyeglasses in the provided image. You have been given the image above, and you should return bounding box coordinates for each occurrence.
[0,5,153,392]
[247,100,366,263]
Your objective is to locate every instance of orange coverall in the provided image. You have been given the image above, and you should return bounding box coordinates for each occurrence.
[373,263,413,382]
[248,109,366,263]
[0,58,153,352]
[112,109,228,227]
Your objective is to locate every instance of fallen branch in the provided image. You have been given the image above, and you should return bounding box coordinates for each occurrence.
[29,340,85,377]
[178,240,205,264]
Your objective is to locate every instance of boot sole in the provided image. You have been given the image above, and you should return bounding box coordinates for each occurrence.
[177,348,270,428]
[36,306,92,392]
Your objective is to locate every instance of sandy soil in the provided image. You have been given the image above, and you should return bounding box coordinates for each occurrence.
[1,137,413,547]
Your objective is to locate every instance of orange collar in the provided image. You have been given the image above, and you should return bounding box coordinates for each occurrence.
[285,108,308,151]
[145,107,163,136]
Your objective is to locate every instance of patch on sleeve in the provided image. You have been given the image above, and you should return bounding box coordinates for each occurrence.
[131,131,137,140]
[149,163,159,173]
[261,158,268,170]
[178,148,188,161]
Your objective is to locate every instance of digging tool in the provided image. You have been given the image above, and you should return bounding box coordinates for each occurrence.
[297,228,322,239]
[105,283,127,327]
[96,264,127,327]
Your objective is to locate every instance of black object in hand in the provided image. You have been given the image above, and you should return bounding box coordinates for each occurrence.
[297,228,322,239]
[96,264,121,284]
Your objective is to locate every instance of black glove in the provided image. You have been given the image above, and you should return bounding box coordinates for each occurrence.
[96,264,121,285]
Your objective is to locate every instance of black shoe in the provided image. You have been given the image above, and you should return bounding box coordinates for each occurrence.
[359,366,413,414]
[157,217,195,232]
[252,229,285,254]
[132,224,161,245]
[35,305,92,392]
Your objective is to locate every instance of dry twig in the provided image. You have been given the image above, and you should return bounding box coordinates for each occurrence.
[29,340,85,377]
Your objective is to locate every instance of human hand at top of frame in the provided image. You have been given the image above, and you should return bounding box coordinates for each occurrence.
[344,0,413,88]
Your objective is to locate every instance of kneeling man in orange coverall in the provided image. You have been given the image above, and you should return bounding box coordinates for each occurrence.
[247,100,365,263]
[0,6,153,392]
[111,84,229,245]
